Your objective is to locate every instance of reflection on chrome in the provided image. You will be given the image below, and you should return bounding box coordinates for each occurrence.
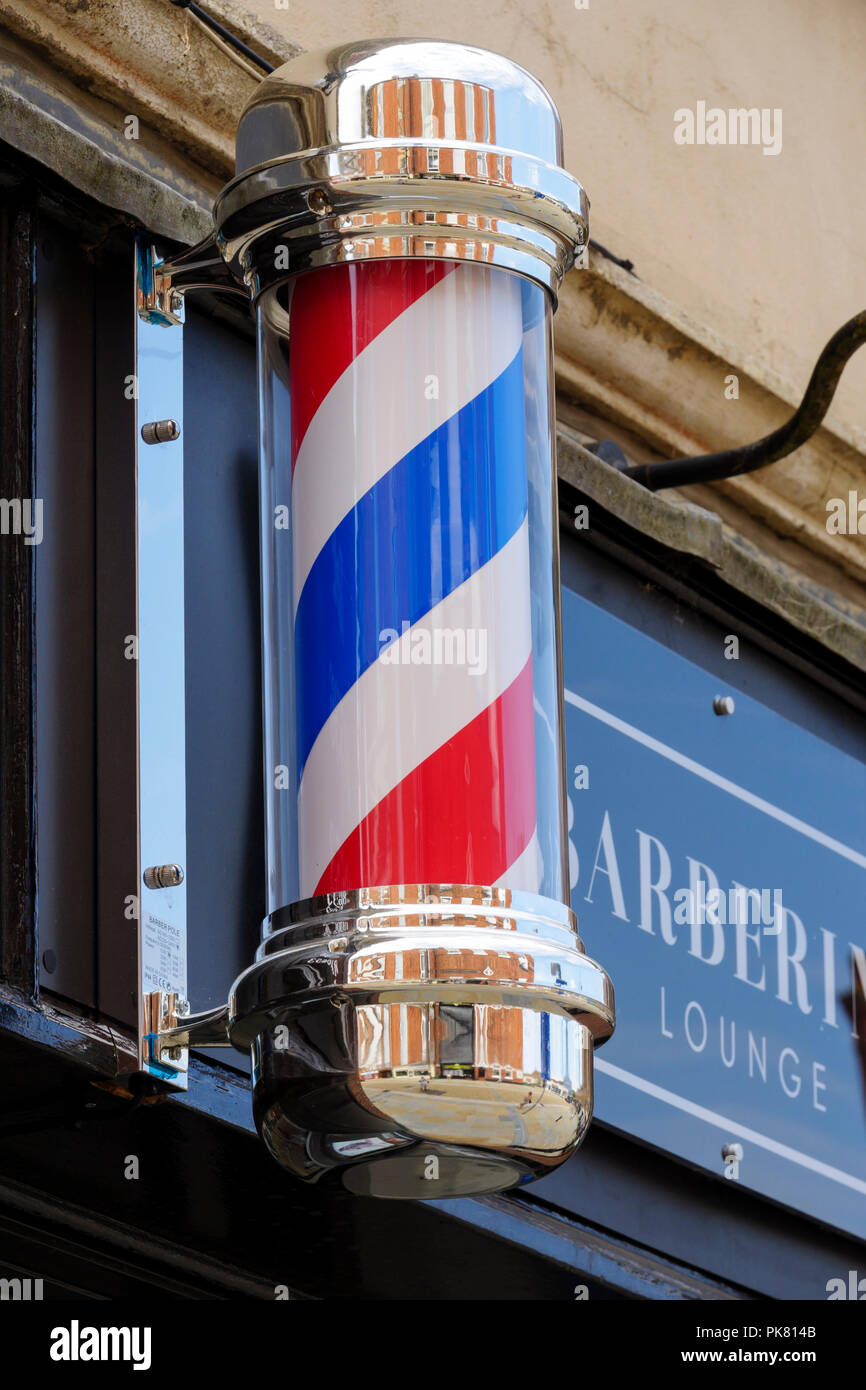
[234,885,613,1199]
[213,39,588,302]
[355,1000,588,1155]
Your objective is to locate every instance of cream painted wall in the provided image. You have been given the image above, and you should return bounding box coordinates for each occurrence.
[245,0,866,431]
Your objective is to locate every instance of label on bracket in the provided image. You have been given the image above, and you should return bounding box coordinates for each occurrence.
[141,909,187,997]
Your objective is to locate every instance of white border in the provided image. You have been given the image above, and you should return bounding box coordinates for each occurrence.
[595,1059,866,1196]
[565,690,866,869]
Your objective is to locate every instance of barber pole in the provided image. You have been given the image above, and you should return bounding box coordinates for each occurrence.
[289,258,539,897]
[147,37,616,1196]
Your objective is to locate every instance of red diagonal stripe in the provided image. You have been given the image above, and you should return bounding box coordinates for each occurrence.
[315,657,537,893]
[289,259,454,468]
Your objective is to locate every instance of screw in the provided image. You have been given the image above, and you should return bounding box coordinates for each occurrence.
[713,695,735,716]
[141,419,180,445]
[343,240,356,254]
[306,187,332,216]
[175,996,191,1017]
[167,1047,183,1062]
[721,1142,743,1162]
[143,863,184,889]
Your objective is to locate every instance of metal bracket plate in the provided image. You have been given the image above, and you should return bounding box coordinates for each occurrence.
[134,237,189,1088]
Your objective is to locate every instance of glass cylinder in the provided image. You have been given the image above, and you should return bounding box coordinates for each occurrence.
[257,256,568,918]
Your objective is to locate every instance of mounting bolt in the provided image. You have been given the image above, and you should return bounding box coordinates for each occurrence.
[306,187,332,216]
[143,863,184,890]
[166,1047,183,1062]
[713,695,735,716]
[141,419,180,445]
[175,996,191,1018]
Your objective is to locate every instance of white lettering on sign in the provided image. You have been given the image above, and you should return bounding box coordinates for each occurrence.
[659,986,829,1112]
[572,807,864,1041]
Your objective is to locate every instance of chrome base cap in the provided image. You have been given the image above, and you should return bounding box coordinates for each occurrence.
[230,885,614,1199]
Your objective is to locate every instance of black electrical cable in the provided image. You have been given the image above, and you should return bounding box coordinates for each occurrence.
[170,0,275,74]
[589,239,636,276]
[621,308,866,491]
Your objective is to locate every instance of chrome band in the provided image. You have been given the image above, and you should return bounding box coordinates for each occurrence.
[260,881,584,951]
[213,40,588,302]
[228,883,614,1049]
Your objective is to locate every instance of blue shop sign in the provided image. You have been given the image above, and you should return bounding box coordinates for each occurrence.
[562,587,866,1240]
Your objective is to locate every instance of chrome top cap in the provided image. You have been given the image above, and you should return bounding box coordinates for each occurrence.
[217,38,588,302]
[235,39,565,175]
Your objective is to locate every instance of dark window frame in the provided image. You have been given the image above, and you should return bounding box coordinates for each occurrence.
[0,175,38,1002]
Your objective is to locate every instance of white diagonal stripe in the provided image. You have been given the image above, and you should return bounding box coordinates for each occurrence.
[495,828,541,893]
[298,519,533,896]
[595,1059,866,1197]
[291,265,524,613]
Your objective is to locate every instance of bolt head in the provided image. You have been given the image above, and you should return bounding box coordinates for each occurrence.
[306,187,332,216]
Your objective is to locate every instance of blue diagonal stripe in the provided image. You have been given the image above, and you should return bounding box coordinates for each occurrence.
[294,345,528,777]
